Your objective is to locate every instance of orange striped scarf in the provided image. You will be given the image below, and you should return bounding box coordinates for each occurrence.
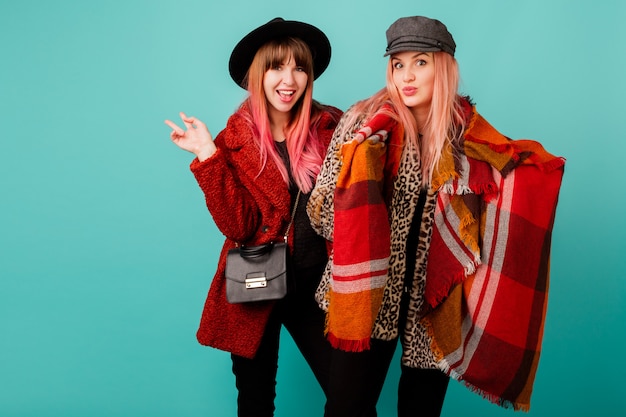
[327,106,403,351]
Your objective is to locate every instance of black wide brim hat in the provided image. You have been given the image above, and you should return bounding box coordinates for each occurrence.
[229,17,331,89]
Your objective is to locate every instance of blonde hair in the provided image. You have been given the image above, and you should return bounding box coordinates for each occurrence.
[239,37,327,193]
[337,51,466,186]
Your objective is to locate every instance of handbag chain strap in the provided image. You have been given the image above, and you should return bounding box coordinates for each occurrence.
[234,190,301,248]
[282,190,301,243]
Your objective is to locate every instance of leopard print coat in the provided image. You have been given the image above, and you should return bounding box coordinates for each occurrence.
[307,106,439,368]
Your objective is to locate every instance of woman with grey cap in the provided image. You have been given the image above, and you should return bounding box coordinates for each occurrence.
[308,15,564,415]
[165,17,343,416]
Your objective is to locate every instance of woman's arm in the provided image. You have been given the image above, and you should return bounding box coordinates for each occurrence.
[166,112,261,243]
[190,149,261,244]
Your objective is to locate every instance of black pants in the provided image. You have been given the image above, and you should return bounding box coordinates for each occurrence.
[398,365,449,417]
[323,262,450,417]
[324,337,397,417]
[393,285,450,416]
[231,263,333,417]
[323,336,449,417]
[230,266,448,417]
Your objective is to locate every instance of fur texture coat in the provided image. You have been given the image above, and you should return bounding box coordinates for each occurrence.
[191,104,340,359]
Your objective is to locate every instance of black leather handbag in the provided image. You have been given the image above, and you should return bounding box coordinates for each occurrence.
[224,192,300,304]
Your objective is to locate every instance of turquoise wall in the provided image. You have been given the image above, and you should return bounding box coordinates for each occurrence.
[1,0,624,415]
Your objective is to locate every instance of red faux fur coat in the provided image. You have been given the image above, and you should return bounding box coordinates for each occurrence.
[191,104,340,359]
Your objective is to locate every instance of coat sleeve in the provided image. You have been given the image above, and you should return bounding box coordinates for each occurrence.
[190,150,260,244]
[189,112,266,245]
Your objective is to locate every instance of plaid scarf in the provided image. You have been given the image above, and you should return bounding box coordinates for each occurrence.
[422,112,565,411]
[327,105,403,351]
[327,103,565,410]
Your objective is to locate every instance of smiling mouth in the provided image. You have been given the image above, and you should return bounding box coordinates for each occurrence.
[278,90,295,97]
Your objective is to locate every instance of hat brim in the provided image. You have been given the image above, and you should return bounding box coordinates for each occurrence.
[229,18,331,89]
[383,44,451,57]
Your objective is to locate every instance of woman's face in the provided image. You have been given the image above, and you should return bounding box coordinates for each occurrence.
[263,54,308,119]
[391,51,435,115]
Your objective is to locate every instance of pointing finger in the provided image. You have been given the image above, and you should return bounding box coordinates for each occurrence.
[164,119,185,135]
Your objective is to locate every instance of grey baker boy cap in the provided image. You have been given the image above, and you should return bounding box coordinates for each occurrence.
[384,16,456,57]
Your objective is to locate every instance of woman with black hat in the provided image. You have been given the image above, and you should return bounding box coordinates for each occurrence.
[165,18,341,416]
[308,15,565,416]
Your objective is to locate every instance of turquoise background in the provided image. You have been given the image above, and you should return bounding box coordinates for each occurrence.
[1,0,624,415]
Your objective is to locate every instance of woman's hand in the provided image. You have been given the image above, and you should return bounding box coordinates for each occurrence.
[164,112,217,161]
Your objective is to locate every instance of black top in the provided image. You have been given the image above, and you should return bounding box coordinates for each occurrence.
[398,189,428,328]
[275,140,328,270]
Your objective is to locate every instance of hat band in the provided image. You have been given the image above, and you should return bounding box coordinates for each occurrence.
[385,35,454,55]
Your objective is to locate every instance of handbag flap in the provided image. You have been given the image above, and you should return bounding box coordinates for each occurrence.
[225,243,287,283]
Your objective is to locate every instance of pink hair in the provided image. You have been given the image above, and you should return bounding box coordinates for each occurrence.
[336,51,466,186]
[413,52,466,182]
[237,37,328,193]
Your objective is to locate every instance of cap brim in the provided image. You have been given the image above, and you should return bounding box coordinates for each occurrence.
[383,44,444,57]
